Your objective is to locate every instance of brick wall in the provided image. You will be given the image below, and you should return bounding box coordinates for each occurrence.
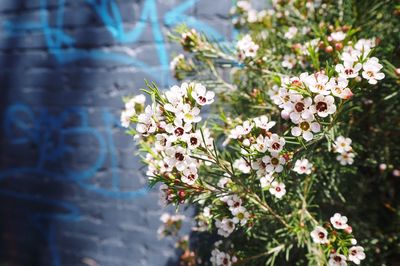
[0,1,233,265]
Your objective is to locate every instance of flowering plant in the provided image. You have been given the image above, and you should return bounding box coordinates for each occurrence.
[122,1,400,265]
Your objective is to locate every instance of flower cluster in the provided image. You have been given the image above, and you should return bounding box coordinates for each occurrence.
[333,136,355,165]
[311,213,366,265]
[214,193,251,238]
[236,34,259,60]
[336,38,384,84]
[210,242,238,266]
[157,212,186,238]
[121,82,216,205]
[230,0,270,28]
[227,115,289,199]
[271,36,384,144]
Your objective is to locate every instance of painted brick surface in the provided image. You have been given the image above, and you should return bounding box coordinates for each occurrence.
[0,1,233,265]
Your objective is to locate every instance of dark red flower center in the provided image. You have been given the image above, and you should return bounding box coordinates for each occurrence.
[175,152,184,161]
[295,102,305,112]
[272,142,281,150]
[174,127,184,136]
[190,137,198,145]
[316,101,328,112]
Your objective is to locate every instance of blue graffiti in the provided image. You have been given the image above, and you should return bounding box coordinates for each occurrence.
[0,1,235,265]
[0,103,148,265]
[2,0,231,86]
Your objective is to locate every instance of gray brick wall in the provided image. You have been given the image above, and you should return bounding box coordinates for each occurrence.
[0,1,233,265]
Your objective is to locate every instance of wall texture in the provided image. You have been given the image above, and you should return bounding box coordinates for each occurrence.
[0,1,233,265]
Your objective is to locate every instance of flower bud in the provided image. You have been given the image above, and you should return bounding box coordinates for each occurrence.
[335,42,343,51]
[351,238,357,245]
[325,46,333,53]
[395,68,400,76]
[178,190,186,199]
[379,163,387,171]
[342,25,350,32]
[242,138,251,146]
[345,225,353,234]
[393,169,400,177]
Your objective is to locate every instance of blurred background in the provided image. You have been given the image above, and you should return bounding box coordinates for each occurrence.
[0,0,234,265]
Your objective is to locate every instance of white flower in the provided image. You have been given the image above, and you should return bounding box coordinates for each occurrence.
[191,83,215,105]
[227,195,242,211]
[291,118,321,142]
[155,133,174,151]
[176,104,201,124]
[267,134,286,153]
[282,54,296,69]
[233,158,251,174]
[336,151,355,165]
[169,54,184,71]
[333,136,352,153]
[183,131,201,150]
[203,206,212,218]
[362,57,385,85]
[200,127,214,150]
[310,94,337,118]
[218,176,232,188]
[237,34,259,59]
[136,105,157,135]
[348,246,366,265]
[335,61,362,79]
[331,77,353,99]
[284,26,298,40]
[125,94,146,110]
[229,120,254,139]
[330,31,346,42]
[215,218,235,237]
[329,253,347,266]
[283,94,313,123]
[293,158,313,175]
[263,153,286,173]
[269,181,286,199]
[120,108,135,128]
[330,213,348,229]
[341,47,362,62]
[231,206,250,225]
[393,169,400,177]
[305,73,333,95]
[165,118,192,139]
[355,38,375,54]
[301,39,320,56]
[253,134,269,153]
[260,173,274,188]
[251,158,268,177]
[164,146,191,172]
[310,226,329,244]
[164,84,187,113]
[247,9,258,23]
[254,115,276,130]
[181,165,198,185]
[237,0,251,11]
